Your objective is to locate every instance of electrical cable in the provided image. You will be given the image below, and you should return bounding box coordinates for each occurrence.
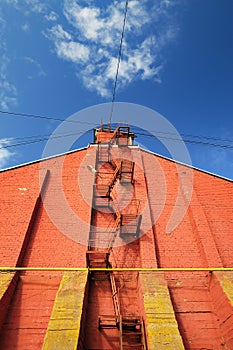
[135,132,233,149]
[1,130,233,151]
[130,127,233,143]
[1,111,232,145]
[4,125,233,145]
[2,130,90,142]
[0,131,87,150]
[0,110,232,150]
[0,109,94,125]
[109,0,129,124]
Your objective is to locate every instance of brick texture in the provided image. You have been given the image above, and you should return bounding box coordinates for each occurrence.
[0,140,232,349]
[142,151,233,268]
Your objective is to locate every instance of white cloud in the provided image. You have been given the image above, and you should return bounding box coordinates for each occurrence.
[0,139,14,169]
[23,56,46,78]
[45,24,90,64]
[45,11,58,22]
[21,23,30,31]
[64,3,104,41]
[0,78,17,109]
[4,0,46,14]
[56,41,90,63]
[0,20,17,110]
[1,0,179,100]
[46,24,72,41]
[44,0,179,97]
[0,0,49,109]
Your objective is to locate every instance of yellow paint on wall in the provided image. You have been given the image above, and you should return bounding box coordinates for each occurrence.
[0,273,15,298]
[139,272,185,350]
[42,271,88,350]
[215,272,233,307]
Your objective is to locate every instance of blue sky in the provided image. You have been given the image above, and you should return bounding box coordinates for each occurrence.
[0,0,232,179]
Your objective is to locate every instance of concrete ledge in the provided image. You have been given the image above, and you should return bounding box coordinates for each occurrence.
[42,271,88,350]
[210,272,233,348]
[139,272,185,350]
[0,272,17,330]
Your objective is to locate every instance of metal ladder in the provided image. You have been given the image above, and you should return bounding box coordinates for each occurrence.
[90,128,146,348]
[119,315,147,350]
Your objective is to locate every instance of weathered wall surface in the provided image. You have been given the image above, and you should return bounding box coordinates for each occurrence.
[142,150,233,268]
[0,146,232,349]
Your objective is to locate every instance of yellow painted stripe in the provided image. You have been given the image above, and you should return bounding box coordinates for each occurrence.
[42,271,88,350]
[139,272,185,350]
[1,267,233,272]
[0,273,15,298]
[0,272,17,328]
[215,271,233,307]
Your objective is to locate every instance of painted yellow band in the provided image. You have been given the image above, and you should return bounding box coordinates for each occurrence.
[1,267,233,272]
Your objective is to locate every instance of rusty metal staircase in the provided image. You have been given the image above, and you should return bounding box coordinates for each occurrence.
[97,272,147,349]
[120,214,142,238]
[120,199,142,238]
[119,316,147,350]
[86,250,110,268]
[86,125,146,348]
[115,126,132,146]
[97,143,110,163]
[98,271,121,329]
[94,161,134,210]
[119,160,135,183]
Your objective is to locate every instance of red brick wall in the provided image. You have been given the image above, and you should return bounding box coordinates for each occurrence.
[194,172,233,266]
[0,164,41,266]
[0,145,232,350]
[0,148,96,268]
[142,151,233,268]
[0,275,61,349]
[0,148,232,268]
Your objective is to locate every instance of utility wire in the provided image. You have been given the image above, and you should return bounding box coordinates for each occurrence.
[0,109,232,150]
[3,130,89,142]
[0,131,87,150]
[109,0,129,124]
[1,109,232,144]
[12,129,233,145]
[130,127,233,143]
[136,132,233,149]
[1,130,233,151]
[0,109,94,125]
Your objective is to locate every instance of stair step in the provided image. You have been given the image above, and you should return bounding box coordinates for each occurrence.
[122,332,142,336]
[122,321,141,325]
[121,219,138,225]
[122,344,144,348]
[91,272,108,281]
[122,337,142,343]
[94,199,110,208]
[86,251,110,268]
[98,315,117,329]
[90,262,107,267]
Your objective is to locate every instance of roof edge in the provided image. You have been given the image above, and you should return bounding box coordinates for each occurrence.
[1,144,232,183]
[0,145,89,173]
[140,147,233,183]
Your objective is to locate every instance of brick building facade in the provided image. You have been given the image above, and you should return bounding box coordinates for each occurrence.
[0,126,232,349]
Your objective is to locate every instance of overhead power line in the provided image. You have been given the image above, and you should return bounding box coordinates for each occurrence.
[1,129,233,151]
[136,132,233,150]
[0,109,232,148]
[0,109,93,125]
[129,127,233,143]
[1,109,232,145]
[0,131,87,150]
[109,0,129,124]
[1,111,232,144]
[1,109,232,150]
